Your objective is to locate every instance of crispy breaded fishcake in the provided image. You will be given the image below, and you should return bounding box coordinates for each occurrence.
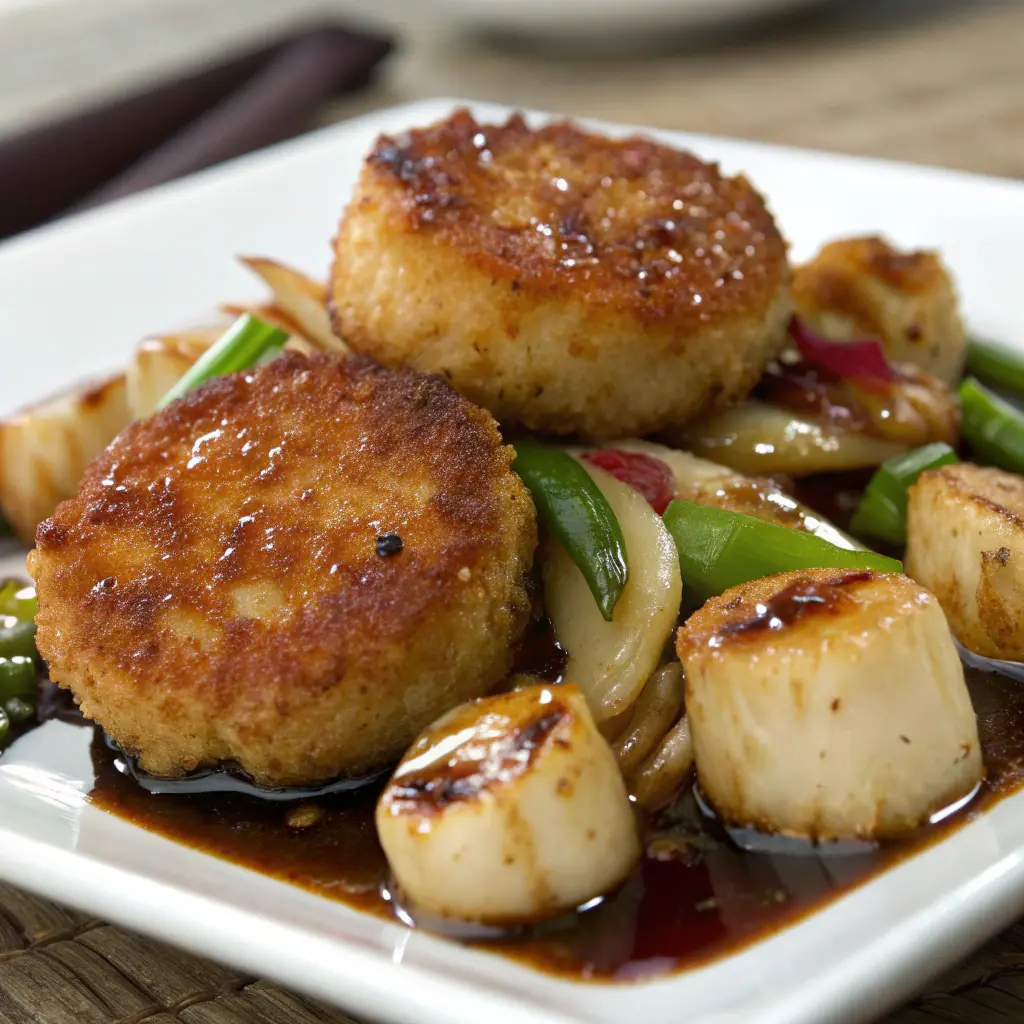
[330,109,791,439]
[29,352,536,787]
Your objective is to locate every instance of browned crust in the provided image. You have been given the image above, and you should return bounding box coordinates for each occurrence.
[678,567,894,656]
[923,463,1024,525]
[346,108,788,329]
[793,236,946,339]
[31,353,536,772]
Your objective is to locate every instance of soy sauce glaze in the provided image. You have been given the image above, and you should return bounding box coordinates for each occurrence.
[87,668,1024,981]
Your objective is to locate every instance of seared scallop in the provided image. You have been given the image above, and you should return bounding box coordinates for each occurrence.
[376,684,640,925]
[906,462,1024,660]
[793,236,965,384]
[678,569,982,839]
[330,109,791,439]
[29,352,536,786]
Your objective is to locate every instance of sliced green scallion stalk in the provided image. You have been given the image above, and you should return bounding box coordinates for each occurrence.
[157,314,289,410]
[849,443,959,546]
[960,376,1024,474]
[662,500,902,605]
[513,440,628,621]
[0,580,36,621]
[0,657,36,702]
[966,338,1024,394]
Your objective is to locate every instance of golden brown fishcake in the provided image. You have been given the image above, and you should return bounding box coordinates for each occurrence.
[30,352,537,786]
[330,109,791,439]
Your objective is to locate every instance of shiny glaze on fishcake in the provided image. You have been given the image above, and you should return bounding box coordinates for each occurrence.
[367,108,788,326]
[383,689,570,815]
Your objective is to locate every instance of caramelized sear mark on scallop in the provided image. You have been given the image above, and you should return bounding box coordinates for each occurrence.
[385,700,569,814]
[376,685,639,926]
[720,571,873,637]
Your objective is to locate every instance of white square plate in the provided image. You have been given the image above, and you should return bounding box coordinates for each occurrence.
[3,98,1024,1024]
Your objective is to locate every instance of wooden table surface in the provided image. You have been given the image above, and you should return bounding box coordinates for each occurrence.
[3,2,1024,1022]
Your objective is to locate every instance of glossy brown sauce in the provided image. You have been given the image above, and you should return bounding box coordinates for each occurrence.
[87,668,1024,982]
[719,571,873,637]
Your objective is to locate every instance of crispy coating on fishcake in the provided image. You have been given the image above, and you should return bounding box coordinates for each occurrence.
[30,352,537,786]
[330,109,791,439]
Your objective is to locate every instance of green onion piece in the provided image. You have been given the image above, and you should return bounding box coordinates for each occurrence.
[960,376,1024,473]
[513,439,628,621]
[157,314,289,410]
[0,579,36,621]
[0,619,37,661]
[966,338,1024,394]
[0,657,36,701]
[3,697,34,725]
[0,706,8,748]
[662,500,902,604]
[849,443,960,546]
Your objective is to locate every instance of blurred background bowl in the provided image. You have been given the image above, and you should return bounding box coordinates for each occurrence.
[419,0,824,40]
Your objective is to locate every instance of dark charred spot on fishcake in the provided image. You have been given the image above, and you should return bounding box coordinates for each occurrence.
[831,698,841,712]
[376,533,403,557]
[364,108,787,326]
[719,571,874,639]
[388,706,568,814]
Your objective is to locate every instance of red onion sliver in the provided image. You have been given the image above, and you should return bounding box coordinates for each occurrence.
[789,317,895,383]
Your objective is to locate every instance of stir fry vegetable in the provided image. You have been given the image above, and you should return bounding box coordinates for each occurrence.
[959,377,1024,474]
[966,338,1024,394]
[0,579,36,620]
[0,581,39,750]
[0,618,35,661]
[0,657,35,702]
[512,440,628,621]
[580,449,676,515]
[850,442,959,546]
[157,313,289,409]
[789,316,895,383]
[3,696,33,725]
[662,500,902,604]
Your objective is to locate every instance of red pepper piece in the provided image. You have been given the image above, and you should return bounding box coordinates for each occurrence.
[581,449,677,515]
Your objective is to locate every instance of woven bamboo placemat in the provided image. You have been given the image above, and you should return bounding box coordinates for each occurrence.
[4,2,1024,1022]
